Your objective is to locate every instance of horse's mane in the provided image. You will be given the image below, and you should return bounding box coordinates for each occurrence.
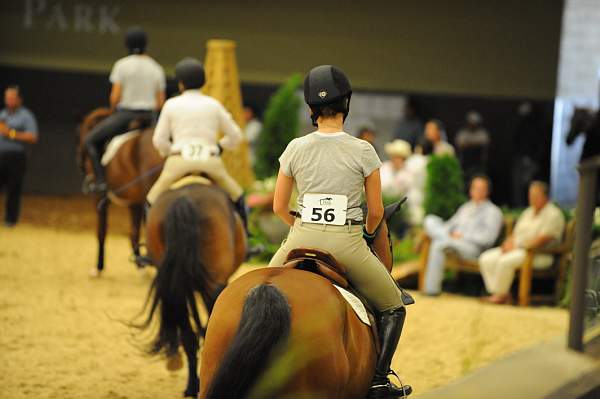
[567,108,600,161]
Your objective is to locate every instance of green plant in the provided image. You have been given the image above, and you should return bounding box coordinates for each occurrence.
[255,74,303,179]
[423,155,466,220]
[392,237,418,263]
[247,209,281,263]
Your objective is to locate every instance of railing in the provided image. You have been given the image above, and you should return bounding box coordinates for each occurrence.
[568,155,600,352]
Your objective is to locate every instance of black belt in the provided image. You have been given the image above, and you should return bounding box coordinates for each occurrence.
[290,211,362,225]
[117,108,154,113]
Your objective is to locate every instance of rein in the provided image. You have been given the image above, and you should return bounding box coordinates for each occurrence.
[97,163,164,209]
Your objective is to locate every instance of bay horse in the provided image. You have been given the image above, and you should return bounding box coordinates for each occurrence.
[137,181,246,398]
[200,202,412,399]
[568,107,600,205]
[76,107,163,274]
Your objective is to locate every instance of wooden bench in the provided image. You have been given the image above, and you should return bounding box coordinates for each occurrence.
[417,217,575,306]
[417,216,513,290]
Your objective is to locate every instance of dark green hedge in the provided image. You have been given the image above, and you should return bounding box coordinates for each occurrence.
[423,155,466,220]
[254,74,302,179]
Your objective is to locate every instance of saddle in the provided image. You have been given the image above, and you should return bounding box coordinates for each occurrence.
[283,248,350,288]
[283,247,381,351]
[170,173,213,190]
[101,130,141,166]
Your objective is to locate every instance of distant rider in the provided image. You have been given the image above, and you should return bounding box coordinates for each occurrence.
[84,26,166,193]
[147,57,253,240]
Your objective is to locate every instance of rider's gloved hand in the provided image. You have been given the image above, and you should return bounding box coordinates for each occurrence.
[362,226,377,245]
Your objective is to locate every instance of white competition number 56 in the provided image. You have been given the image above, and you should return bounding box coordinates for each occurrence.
[301,193,348,226]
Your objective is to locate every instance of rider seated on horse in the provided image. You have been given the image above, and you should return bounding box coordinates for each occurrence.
[146,58,252,234]
[269,65,411,398]
[84,26,166,193]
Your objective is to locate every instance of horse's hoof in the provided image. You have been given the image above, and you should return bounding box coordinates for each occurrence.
[89,268,101,278]
[183,384,199,398]
[133,255,154,268]
[166,352,183,371]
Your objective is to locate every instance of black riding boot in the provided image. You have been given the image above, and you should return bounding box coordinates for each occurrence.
[85,145,107,194]
[233,195,263,259]
[368,307,412,398]
[234,195,250,233]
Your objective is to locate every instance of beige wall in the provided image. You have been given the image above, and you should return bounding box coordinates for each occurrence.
[0,0,562,98]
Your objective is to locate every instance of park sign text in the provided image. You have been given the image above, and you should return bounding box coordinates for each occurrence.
[23,0,120,34]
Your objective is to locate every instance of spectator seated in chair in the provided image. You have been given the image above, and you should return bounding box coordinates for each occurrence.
[380,139,412,198]
[421,174,503,295]
[479,181,565,305]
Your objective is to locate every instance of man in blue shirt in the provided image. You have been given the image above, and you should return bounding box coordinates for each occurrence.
[0,85,38,226]
[422,174,503,295]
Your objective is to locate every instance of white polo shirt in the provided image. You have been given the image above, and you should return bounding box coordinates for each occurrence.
[513,202,565,248]
[109,54,166,111]
[152,90,243,157]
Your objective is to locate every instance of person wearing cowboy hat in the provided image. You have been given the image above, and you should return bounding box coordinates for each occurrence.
[380,139,412,197]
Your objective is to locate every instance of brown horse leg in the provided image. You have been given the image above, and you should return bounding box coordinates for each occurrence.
[181,327,200,398]
[96,198,109,272]
[128,204,147,268]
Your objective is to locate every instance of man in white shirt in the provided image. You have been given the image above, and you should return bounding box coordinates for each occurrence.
[479,181,565,304]
[84,26,166,193]
[146,58,249,230]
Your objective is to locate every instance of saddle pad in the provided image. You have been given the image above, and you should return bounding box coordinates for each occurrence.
[170,175,212,190]
[101,130,140,166]
[333,285,371,326]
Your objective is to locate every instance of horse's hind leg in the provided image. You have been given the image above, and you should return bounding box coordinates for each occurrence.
[181,327,200,398]
[129,204,150,268]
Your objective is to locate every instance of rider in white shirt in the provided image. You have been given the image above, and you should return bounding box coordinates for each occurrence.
[147,58,251,234]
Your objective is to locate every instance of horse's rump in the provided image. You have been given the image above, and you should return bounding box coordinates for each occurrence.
[137,182,246,398]
[200,267,375,399]
[146,183,245,284]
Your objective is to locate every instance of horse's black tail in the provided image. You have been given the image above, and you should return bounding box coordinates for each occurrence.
[205,284,291,399]
[140,196,213,357]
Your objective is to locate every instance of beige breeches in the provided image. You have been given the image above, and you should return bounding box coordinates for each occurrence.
[146,155,243,204]
[269,220,404,312]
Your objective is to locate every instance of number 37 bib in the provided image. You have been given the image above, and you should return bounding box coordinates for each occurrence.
[301,193,348,226]
[180,141,218,161]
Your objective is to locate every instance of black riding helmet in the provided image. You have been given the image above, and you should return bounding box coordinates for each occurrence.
[175,57,206,90]
[125,26,147,54]
[303,65,352,127]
